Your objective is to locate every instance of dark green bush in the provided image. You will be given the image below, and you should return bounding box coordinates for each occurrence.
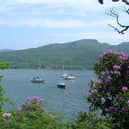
[68,112,111,129]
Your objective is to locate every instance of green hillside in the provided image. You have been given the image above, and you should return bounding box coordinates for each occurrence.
[0,39,129,69]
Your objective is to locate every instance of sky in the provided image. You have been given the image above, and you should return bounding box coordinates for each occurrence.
[0,0,129,50]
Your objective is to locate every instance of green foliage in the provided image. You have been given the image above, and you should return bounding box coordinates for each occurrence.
[0,61,9,81]
[68,112,111,129]
[0,61,9,69]
[0,86,10,111]
[0,61,10,112]
[0,96,64,129]
[87,50,129,129]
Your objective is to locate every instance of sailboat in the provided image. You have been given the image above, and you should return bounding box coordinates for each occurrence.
[31,76,45,83]
[61,65,76,80]
[57,65,66,89]
[63,74,76,80]
[31,60,45,83]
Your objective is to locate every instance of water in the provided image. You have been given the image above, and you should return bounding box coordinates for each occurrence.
[0,69,95,120]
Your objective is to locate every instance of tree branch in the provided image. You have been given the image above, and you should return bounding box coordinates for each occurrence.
[125,9,129,14]
[108,24,129,34]
[122,0,129,5]
[98,0,129,6]
[98,0,129,34]
[106,9,129,34]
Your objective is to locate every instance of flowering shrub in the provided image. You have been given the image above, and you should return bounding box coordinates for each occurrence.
[0,96,64,129]
[20,96,44,112]
[2,112,11,117]
[87,50,129,129]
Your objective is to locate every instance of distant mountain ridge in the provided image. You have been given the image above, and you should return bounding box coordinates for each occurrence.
[0,39,129,69]
[0,49,13,52]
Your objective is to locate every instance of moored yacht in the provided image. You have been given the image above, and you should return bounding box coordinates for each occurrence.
[63,74,76,80]
[31,76,45,83]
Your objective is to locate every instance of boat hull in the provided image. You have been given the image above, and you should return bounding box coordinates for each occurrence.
[57,83,66,89]
[64,76,76,80]
[31,80,44,83]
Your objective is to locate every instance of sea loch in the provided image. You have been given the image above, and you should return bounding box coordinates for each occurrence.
[1,69,95,119]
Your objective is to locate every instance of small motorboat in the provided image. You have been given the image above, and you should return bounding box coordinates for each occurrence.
[57,82,66,89]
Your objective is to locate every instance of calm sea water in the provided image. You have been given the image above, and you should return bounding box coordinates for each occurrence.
[0,69,95,120]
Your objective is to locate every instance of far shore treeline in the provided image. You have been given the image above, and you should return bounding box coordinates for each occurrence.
[0,39,129,69]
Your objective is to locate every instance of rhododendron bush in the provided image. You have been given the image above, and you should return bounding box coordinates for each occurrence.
[0,96,62,129]
[87,50,129,129]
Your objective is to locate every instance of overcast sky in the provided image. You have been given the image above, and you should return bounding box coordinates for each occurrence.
[0,0,129,49]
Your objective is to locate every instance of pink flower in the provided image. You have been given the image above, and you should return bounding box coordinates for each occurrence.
[32,96,44,104]
[127,100,129,105]
[97,79,103,84]
[113,65,121,70]
[104,70,110,75]
[2,113,11,117]
[89,88,97,96]
[109,106,115,112]
[122,86,128,91]
[33,96,40,102]
[121,107,127,113]
[114,71,121,75]
[118,52,128,60]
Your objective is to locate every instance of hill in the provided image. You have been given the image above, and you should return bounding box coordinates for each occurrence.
[0,39,129,69]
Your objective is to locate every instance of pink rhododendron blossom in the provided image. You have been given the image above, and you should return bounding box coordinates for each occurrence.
[127,100,129,105]
[121,107,127,113]
[88,88,97,96]
[2,113,11,117]
[104,79,111,84]
[113,65,121,70]
[32,96,43,103]
[122,86,128,91]
[114,71,121,75]
[109,106,115,112]
[97,79,103,84]
[104,70,110,75]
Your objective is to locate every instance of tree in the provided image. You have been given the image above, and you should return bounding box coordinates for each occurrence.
[98,0,129,34]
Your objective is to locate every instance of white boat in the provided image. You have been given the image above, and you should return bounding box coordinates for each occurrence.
[62,73,68,78]
[31,60,45,83]
[31,76,45,83]
[63,74,76,80]
[57,82,66,89]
